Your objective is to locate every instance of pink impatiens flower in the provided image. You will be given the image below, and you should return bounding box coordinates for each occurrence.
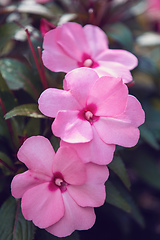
[38,68,145,165]
[42,22,138,83]
[11,136,108,237]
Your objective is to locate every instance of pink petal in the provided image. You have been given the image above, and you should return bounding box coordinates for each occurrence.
[52,110,93,143]
[53,147,87,185]
[87,76,128,116]
[22,183,64,228]
[46,191,96,237]
[95,61,133,83]
[11,170,50,199]
[83,24,109,58]
[96,49,138,70]
[57,22,90,61]
[64,67,99,106]
[67,163,109,207]
[42,28,78,72]
[61,126,115,165]
[17,136,55,176]
[122,95,145,127]
[42,50,77,73]
[38,88,81,118]
[93,89,144,147]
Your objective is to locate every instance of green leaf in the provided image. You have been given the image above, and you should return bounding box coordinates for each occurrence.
[0,58,40,100]
[0,152,15,174]
[5,104,46,119]
[106,22,133,51]
[116,182,145,228]
[106,181,131,213]
[131,151,160,190]
[108,155,131,189]
[0,22,20,55]
[0,197,36,240]
[140,125,159,150]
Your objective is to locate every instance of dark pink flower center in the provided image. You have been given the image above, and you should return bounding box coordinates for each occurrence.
[78,53,99,68]
[48,172,67,192]
[78,103,99,125]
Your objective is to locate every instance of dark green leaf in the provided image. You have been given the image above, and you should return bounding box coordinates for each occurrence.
[116,182,145,228]
[5,104,46,119]
[106,181,131,213]
[108,155,131,189]
[130,151,160,190]
[0,152,15,174]
[0,197,36,240]
[0,22,19,55]
[140,125,159,150]
[0,58,40,100]
[106,23,133,51]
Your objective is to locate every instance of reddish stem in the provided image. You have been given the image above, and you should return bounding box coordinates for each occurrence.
[0,158,16,172]
[37,46,48,89]
[25,29,48,90]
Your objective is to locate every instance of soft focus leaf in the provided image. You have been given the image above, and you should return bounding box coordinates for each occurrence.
[136,32,160,47]
[5,104,46,119]
[108,155,131,189]
[130,150,160,190]
[106,181,131,213]
[0,22,19,55]
[0,58,40,100]
[140,125,159,150]
[0,152,14,175]
[0,197,36,240]
[116,182,145,228]
[106,22,133,51]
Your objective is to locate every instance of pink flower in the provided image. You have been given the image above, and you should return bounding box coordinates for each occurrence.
[11,136,108,237]
[42,22,138,83]
[38,68,145,165]
[40,18,56,37]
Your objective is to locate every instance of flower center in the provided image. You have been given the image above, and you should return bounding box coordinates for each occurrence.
[84,110,93,121]
[83,59,93,67]
[48,172,67,192]
[55,178,64,187]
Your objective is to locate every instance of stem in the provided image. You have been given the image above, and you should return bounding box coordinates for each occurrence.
[37,46,48,89]
[0,158,16,172]
[25,29,48,90]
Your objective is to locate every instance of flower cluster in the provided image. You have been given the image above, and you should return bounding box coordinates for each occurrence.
[11,22,145,237]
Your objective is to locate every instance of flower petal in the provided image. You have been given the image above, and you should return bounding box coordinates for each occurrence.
[46,191,96,237]
[64,67,99,106]
[94,95,145,148]
[94,117,140,147]
[17,136,55,176]
[67,163,109,207]
[122,95,145,127]
[83,24,109,58]
[52,110,93,143]
[96,49,138,70]
[22,183,64,228]
[38,88,81,118]
[87,76,128,116]
[11,170,50,199]
[57,22,90,61]
[42,28,78,72]
[95,61,133,83]
[53,147,86,185]
[61,126,115,165]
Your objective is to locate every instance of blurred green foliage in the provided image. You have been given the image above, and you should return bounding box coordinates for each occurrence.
[0,0,160,240]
